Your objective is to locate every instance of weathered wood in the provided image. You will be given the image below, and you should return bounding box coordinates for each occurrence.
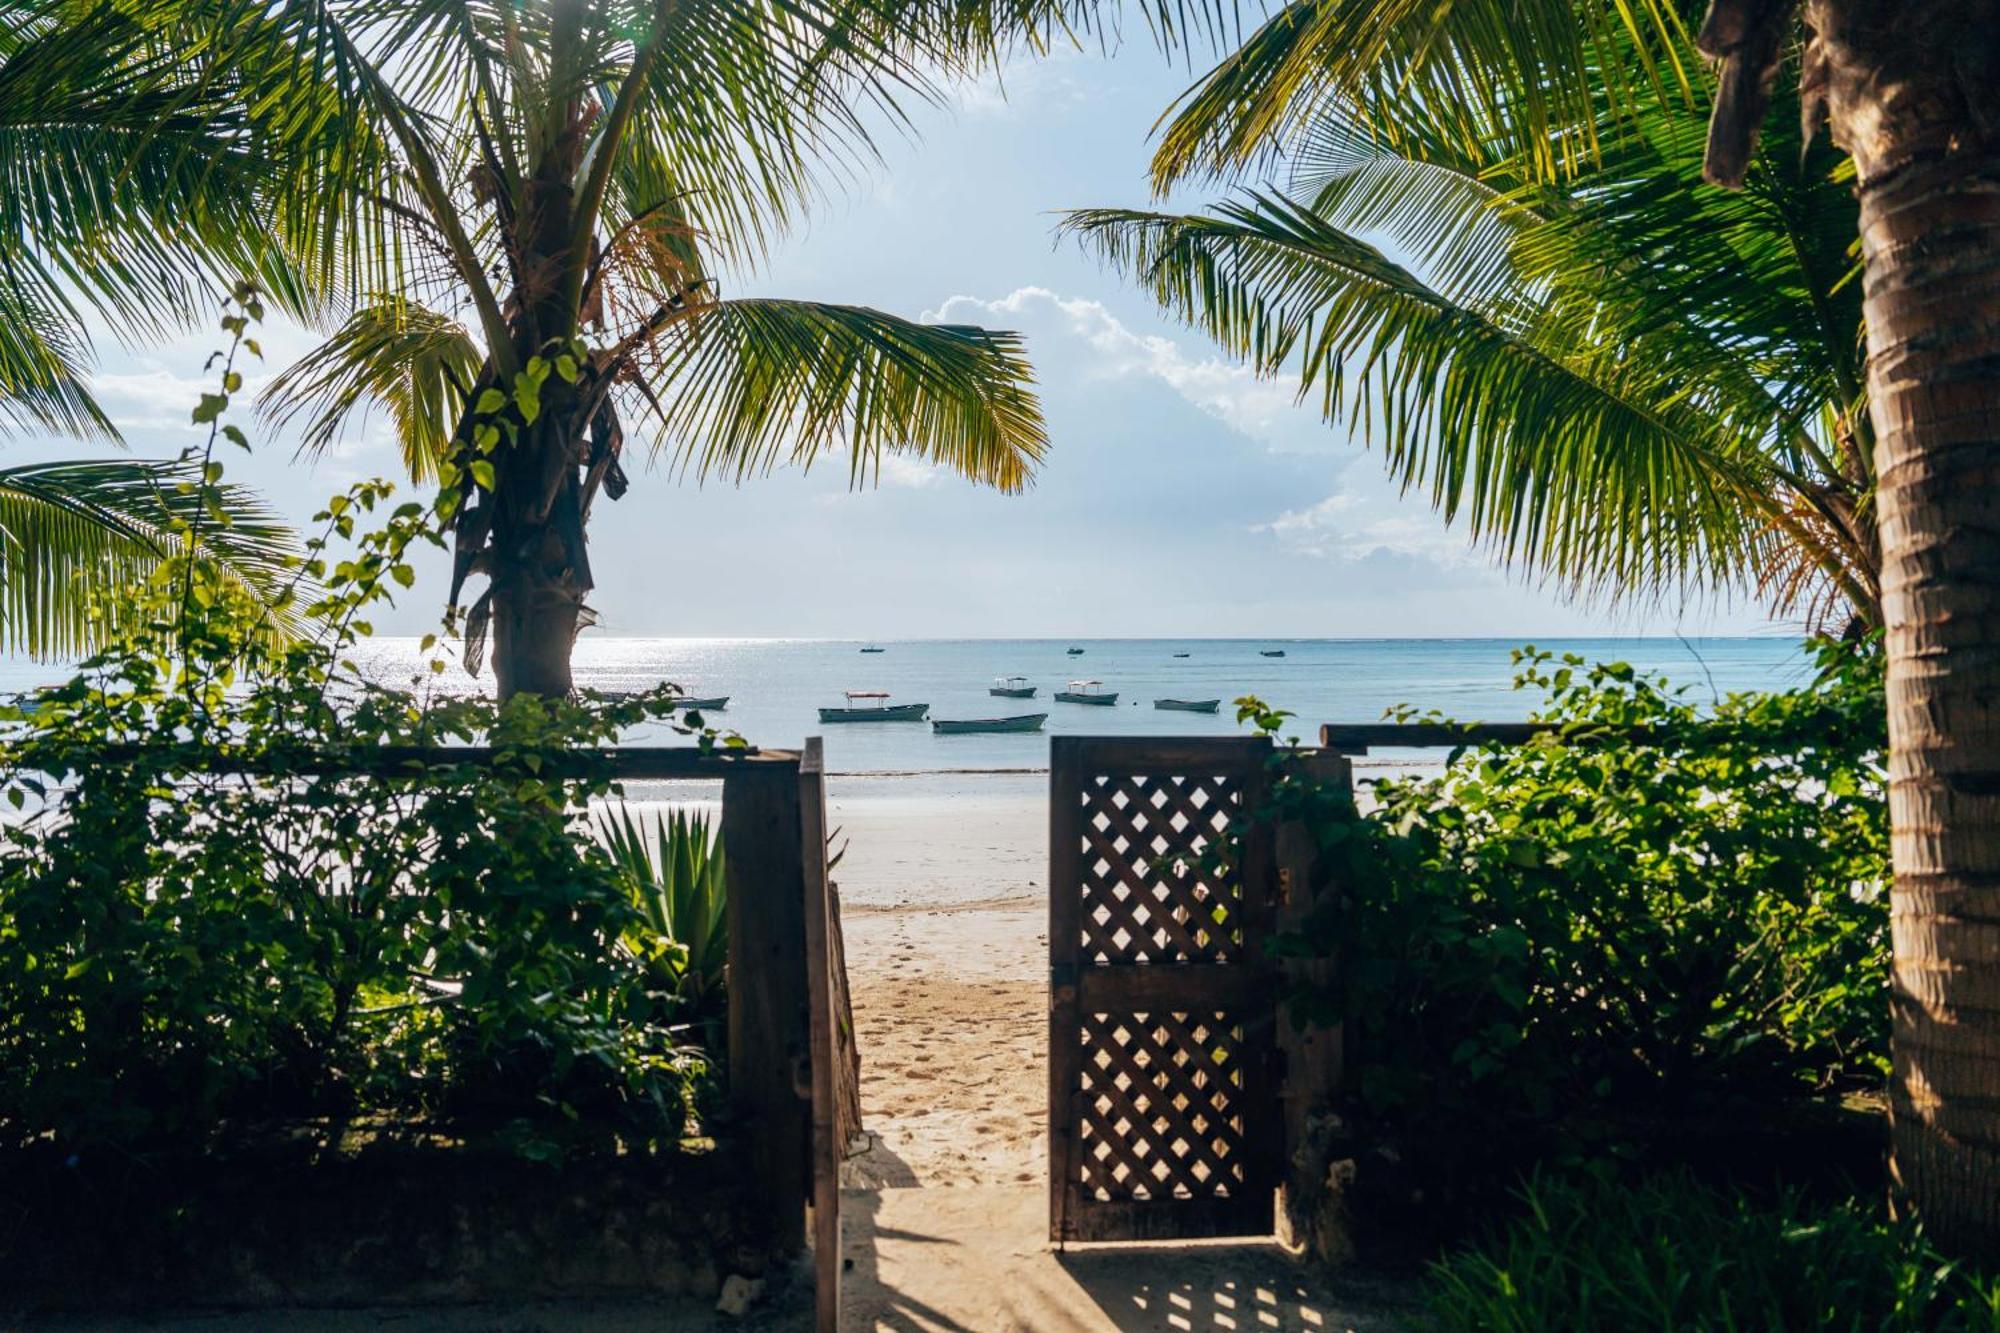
[1047,735,1281,1245]
[797,738,841,1333]
[41,743,792,780]
[723,761,809,1257]
[1275,749,1351,1256]
[824,880,864,1157]
[1319,721,1671,753]
[1048,738,1085,1247]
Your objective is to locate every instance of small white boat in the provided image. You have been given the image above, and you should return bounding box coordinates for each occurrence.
[675,696,729,710]
[1055,679,1118,706]
[990,675,1037,699]
[818,690,928,723]
[1154,698,1221,713]
[933,712,1047,735]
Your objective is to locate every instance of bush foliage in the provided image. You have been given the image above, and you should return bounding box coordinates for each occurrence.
[0,303,722,1161]
[1258,640,1888,1138]
[1422,1173,2000,1332]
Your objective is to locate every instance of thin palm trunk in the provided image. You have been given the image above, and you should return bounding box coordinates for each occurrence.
[1789,0,2000,1259]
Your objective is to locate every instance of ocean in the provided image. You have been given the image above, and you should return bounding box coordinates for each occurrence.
[0,635,1814,907]
[4,635,1814,774]
[351,634,1813,774]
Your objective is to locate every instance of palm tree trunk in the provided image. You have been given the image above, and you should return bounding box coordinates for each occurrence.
[1866,148,2000,1260]
[490,560,583,700]
[1813,0,2000,1259]
[486,413,593,702]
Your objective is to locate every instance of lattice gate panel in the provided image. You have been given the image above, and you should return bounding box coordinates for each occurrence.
[1050,738,1280,1243]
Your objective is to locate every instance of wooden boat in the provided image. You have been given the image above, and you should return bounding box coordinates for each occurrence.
[1055,680,1118,706]
[932,712,1047,735]
[818,690,928,723]
[1154,698,1221,713]
[1260,649,1287,658]
[990,675,1037,699]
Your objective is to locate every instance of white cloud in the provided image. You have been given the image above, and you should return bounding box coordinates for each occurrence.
[876,454,947,489]
[927,287,1312,446]
[1259,490,1483,569]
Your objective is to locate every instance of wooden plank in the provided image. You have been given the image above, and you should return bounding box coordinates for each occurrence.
[1064,1192,1276,1243]
[797,738,840,1333]
[1318,721,1675,753]
[1062,735,1273,770]
[45,743,794,780]
[1276,749,1350,1250]
[1075,964,1272,1011]
[1233,749,1284,1214]
[1048,737,1086,1245]
[723,762,809,1256]
[825,880,864,1157]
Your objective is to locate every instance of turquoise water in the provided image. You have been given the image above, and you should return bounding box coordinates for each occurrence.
[333,635,1811,774]
[3,636,1811,775]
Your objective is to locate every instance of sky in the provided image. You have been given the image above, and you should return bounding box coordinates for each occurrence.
[45,32,1791,642]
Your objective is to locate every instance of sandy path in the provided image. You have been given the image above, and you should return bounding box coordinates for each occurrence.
[840,897,1047,1189]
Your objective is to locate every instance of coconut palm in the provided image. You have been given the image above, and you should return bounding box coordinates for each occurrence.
[1067,41,1872,628]
[162,0,1075,698]
[1118,0,2000,1259]
[0,2,313,657]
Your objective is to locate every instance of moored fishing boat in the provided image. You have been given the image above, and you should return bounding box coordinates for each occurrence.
[1055,680,1118,706]
[1154,698,1221,713]
[1260,649,1286,657]
[1066,646,1085,655]
[675,696,729,710]
[818,690,928,723]
[931,712,1047,735]
[860,645,886,653]
[990,675,1037,698]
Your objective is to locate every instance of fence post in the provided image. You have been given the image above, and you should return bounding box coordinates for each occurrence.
[723,757,810,1256]
[1276,748,1351,1261]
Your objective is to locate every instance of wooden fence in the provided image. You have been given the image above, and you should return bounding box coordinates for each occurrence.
[33,740,857,1329]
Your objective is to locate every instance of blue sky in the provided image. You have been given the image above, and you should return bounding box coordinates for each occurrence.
[52,36,1787,640]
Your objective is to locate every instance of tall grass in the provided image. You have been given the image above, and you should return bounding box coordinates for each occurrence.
[1423,1174,2000,1332]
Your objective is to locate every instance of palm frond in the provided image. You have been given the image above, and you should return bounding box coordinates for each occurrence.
[1062,196,1776,603]
[0,457,302,658]
[643,298,1046,493]
[260,298,482,484]
[1149,0,1697,192]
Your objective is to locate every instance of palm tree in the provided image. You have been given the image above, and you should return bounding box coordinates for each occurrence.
[1119,0,2000,1259]
[0,2,311,657]
[149,0,1066,699]
[1066,41,1873,628]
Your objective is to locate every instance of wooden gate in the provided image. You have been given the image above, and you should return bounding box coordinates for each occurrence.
[1048,736,1281,1243]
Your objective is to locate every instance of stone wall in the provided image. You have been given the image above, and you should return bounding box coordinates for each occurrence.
[1,1139,770,1314]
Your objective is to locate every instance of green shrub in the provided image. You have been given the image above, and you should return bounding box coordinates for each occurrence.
[1422,1174,2000,1332]
[597,805,729,1046]
[1260,639,1888,1134]
[0,313,730,1161]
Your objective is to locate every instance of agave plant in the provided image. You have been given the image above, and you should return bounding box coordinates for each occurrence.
[597,804,727,1038]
